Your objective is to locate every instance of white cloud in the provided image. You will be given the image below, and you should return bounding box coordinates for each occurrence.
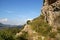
[0,18,8,23]
[0,18,26,25]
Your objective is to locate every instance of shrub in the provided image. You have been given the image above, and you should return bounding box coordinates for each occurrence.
[16,31,28,40]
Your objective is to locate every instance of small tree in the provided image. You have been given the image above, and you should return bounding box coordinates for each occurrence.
[27,20,31,24]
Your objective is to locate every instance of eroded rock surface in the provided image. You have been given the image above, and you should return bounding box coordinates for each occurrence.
[42,0,60,40]
[42,0,60,27]
[15,24,41,40]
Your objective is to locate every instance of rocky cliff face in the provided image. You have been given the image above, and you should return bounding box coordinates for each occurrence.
[41,0,60,40]
[42,0,60,27]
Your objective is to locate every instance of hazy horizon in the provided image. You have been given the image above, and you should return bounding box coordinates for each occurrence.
[0,0,43,25]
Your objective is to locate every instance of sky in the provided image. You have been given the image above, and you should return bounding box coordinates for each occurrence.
[0,0,43,25]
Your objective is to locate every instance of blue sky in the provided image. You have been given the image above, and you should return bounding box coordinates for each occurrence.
[0,0,43,25]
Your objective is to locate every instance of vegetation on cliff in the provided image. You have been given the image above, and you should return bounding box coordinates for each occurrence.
[28,15,52,36]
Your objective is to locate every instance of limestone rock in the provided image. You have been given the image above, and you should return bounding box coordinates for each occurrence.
[42,0,60,27]
[42,1,60,40]
[15,24,41,40]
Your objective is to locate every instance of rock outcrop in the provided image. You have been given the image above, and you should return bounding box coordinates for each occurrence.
[42,0,60,40]
[42,0,60,27]
[15,24,41,40]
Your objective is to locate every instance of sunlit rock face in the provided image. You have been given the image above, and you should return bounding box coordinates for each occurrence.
[42,0,60,27]
[15,24,41,40]
[42,1,60,40]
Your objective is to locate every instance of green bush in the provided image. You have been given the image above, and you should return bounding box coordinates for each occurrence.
[57,27,60,33]
[16,31,28,40]
[0,27,23,40]
[49,32,57,38]
[27,20,31,24]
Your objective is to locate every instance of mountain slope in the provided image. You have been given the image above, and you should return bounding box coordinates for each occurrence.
[15,0,60,40]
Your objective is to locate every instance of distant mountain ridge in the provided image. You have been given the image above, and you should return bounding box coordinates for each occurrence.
[0,23,6,27]
[0,23,23,29]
